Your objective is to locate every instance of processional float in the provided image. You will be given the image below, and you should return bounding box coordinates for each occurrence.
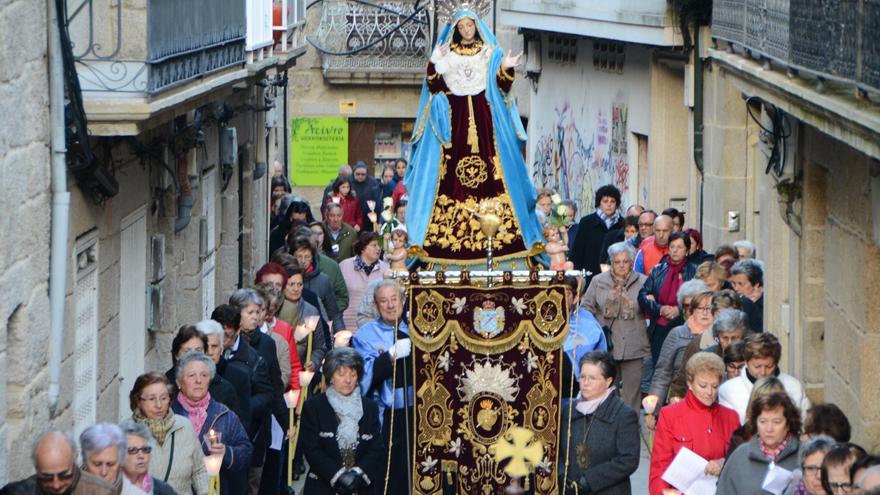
[385,2,586,493]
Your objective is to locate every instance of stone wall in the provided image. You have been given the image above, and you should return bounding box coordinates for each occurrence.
[0,0,51,484]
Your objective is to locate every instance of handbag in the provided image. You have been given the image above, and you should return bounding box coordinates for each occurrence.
[602,318,616,354]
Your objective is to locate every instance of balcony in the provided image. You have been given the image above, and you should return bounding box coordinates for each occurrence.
[273,0,309,63]
[69,0,305,134]
[313,0,431,85]
[712,0,880,94]
[499,0,682,46]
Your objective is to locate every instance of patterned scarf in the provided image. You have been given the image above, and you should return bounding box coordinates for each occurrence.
[596,209,621,229]
[177,391,212,436]
[140,474,154,494]
[325,386,363,457]
[354,255,378,276]
[760,433,792,463]
[133,408,175,446]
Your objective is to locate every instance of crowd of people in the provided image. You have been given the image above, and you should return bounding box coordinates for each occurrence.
[4,172,879,495]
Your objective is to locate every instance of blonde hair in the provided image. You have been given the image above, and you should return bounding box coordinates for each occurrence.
[685,352,725,383]
[745,376,786,424]
[696,261,728,283]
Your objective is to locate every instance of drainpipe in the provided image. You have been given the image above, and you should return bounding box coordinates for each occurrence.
[48,0,71,414]
[693,26,705,233]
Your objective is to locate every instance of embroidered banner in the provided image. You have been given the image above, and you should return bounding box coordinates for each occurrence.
[408,272,569,494]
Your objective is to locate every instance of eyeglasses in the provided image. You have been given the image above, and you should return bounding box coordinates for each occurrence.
[638,222,653,227]
[828,481,852,492]
[802,465,821,474]
[127,446,153,455]
[694,306,713,314]
[36,467,75,483]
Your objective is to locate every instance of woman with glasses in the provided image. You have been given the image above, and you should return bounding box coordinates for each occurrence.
[649,352,740,495]
[171,352,253,495]
[644,282,713,409]
[821,444,867,495]
[784,435,835,495]
[118,421,177,495]
[558,351,640,495]
[128,372,208,495]
[723,341,746,380]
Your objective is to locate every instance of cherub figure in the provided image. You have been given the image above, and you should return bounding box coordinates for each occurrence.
[544,224,573,271]
[385,229,409,271]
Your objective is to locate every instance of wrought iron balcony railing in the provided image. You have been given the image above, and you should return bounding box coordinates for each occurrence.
[273,0,308,55]
[313,0,431,84]
[712,0,879,94]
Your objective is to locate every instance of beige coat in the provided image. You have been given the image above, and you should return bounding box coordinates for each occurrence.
[136,413,209,495]
[582,270,650,361]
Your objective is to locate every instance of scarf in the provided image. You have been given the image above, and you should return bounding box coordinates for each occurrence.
[657,258,687,326]
[133,408,175,446]
[603,274,637,320]
[596,209,621,229]
[140,474,154,494]
[760,433,792,463]
[177,391,212,436]
[354,255,378,276]
[325,386,364,459]
[575,387,615,416]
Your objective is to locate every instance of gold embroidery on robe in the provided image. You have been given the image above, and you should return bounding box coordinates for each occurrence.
[424,193,520,251]
[455,155,488,188]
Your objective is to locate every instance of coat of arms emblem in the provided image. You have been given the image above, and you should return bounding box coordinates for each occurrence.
[473,300,505,338]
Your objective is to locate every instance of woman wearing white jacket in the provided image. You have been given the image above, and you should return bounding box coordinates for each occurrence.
[718,332,810,423]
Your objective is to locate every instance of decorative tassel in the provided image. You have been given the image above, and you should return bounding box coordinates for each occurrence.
[467,95,479,154]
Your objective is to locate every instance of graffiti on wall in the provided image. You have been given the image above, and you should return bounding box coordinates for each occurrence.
[531,101,630,215]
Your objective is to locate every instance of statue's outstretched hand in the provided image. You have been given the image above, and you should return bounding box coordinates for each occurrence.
[502,49,523,70]
[432,41,451,61]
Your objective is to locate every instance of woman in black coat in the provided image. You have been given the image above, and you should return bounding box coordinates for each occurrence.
[558,352,641,495]
[300,348,385,495]
[571,185,624,287]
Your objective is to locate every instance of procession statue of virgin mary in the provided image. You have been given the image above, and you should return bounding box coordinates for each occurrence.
[404,6,545,267]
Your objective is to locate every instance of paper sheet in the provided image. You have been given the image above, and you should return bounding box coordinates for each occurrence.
[762,464,794,495]
[270,416,284,451]
[661,447,718,495]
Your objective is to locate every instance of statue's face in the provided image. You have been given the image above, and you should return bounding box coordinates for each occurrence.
[457,18,476,43]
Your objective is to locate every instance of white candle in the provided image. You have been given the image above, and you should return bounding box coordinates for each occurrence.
[299,371,315,388]
[284,389,301,409]
[642,395,659,415]
[304,315,320,332]
[334,330,353,348]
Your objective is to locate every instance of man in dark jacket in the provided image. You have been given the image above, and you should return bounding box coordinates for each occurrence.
[1,431,115,495]
[571,185,625,286]
[350,161,382,231]
[323,204,357,262]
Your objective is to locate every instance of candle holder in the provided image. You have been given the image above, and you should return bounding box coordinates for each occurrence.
[204,454,223,495]
[642,395,659,451]
[366,200,376,212]
[284,389,302,487]
[203,430,222,449]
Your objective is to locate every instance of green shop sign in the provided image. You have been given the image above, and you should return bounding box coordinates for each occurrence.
[290,116,348,186]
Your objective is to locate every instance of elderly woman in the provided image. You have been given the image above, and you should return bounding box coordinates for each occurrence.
[352,279,412,495]
[646,282,713,408]
[164,325,239,417]
[783,435,835,495]
[667,308,749,400]
[730,258,764,332]
[717,392,803,494]
[128,372,208,495]
[277,265,324,371]
[171,352,252,495]
[649,352,741,495]
[719,332,811,424]
[79,424,127,494]
[582,241,649,412]
[289,237,342,332]
[558,351,640,494]
[340,231,389,331]
[118,421,176,495]
[300,348,385,494]
[638,232,697,367]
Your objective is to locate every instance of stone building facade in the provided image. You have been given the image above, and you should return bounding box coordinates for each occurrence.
[0,0,307,482]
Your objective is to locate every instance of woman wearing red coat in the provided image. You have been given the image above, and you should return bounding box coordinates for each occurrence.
[325,178,363,230]
[649,352,740,495]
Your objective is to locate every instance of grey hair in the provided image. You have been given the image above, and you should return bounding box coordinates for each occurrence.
[799,434,835,466]
[712,309,750,339]
[676,279,711,309]
[118,420,155,447]
[79,423,126,466]
[733,239,756,258]
[175,351,217,383]
[31,430,78,467]
[195,319,223,338]
[229,288,264,310]
[560,199,577,215]
[371,279,402,311]
[607,241,636,263]
[321,347,365,386]
[731,258,764,286]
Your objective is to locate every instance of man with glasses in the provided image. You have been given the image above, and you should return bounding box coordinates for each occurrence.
[1,430,114,494]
